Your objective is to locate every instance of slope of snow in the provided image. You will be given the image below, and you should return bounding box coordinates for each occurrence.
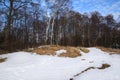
[0,48,120,80]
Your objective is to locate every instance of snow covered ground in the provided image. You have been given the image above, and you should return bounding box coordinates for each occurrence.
[0,48,120,80]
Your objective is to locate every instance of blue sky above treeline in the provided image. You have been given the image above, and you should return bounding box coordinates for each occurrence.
[3,0,119,20]
[72,0,120,19]
[33,0,120,20]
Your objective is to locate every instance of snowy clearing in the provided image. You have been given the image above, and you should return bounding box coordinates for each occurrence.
[0,48,120,80]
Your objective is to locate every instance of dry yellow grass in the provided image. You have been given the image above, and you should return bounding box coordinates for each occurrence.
[31,45,81,58]
[0,58,7,63]
[32,45,63,55]
[97,47,120,54]
[78,47,89,53]
[59,47,81,58]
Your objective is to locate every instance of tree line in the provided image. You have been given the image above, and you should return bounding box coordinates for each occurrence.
[0,0,120,51]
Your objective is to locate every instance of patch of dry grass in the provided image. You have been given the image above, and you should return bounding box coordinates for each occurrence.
[0,58,7,63]
[31,45,81,58]
[59,47,81,58]
[78,47,89,53]
[32,45,62,56]
[97,47,120,54]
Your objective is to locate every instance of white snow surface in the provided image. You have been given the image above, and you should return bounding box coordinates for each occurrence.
[0,48,120,80]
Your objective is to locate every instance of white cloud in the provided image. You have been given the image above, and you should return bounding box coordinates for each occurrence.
[107,1,120,11]
[72,0,120,20]
[104,1,120,20]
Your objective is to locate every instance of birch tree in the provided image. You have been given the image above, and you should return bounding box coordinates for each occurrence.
[44,0,71,45]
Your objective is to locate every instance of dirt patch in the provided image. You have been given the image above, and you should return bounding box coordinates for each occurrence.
[98,63,110,69]
[89,61,94,63]
[97,47,120,54]
[30,45,81,58]
[81,59,86,61]
[0,58,7,63]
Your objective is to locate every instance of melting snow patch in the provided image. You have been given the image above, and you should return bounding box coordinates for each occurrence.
[55,49,67,56]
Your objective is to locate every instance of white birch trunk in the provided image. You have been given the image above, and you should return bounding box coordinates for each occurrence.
[45,17,51,44]
[50,17,55,45]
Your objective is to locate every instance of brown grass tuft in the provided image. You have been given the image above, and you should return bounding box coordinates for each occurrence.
[78,47,89,53]
[0,58,7,63]
[31,45,81,58]
[32,46,58,56]
[59,47,81,58]
[97,47,120,54]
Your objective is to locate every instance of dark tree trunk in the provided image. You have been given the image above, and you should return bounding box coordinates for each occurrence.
[4,0,13,51]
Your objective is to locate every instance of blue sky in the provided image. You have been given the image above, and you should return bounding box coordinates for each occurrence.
[72,0,120,19]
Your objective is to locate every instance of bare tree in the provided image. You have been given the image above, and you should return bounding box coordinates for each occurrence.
[43,0,71,45]
[0,0,30,50]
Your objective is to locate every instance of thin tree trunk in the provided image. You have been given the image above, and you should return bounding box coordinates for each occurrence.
[50,17,55,45]
[88,26,91,47]
[4,0,13,51]
[24,7,29,48]
[57,25,62,45]
[45,17,51,44]
[82,26,85,46]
